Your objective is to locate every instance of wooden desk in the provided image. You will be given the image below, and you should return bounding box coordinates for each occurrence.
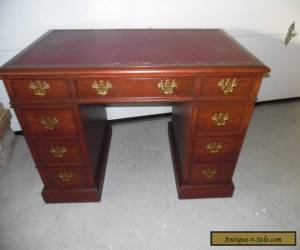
[0,29,269,203]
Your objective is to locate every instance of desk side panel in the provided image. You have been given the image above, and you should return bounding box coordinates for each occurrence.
[171,103,194,181]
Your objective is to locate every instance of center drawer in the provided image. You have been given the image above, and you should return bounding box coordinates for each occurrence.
[75,78,194,99]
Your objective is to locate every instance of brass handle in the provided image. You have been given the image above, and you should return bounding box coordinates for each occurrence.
[158,79,177,95]
[50,146,67,158]
[58,171,74,182]
[218,78,238,94]
[206,142,223,153]
[29,80,50,96]
[92,80,112,95]
[212,113,229,126]
[40,116,58,130]
[202,168,217,178]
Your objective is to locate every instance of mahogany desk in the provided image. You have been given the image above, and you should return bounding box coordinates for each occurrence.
[0,30,269,203]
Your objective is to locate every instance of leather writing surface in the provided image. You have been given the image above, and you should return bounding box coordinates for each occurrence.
[7,30,258,68]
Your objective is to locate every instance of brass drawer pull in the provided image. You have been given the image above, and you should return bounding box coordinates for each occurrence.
[206,142,223,153]
[92,80,112,95]
[212,113,229,126]
[50,146,67,158]
[40,116,58,130]
[202,168,217,178]
[29,80,50,96]
[218,78,238,94]
[58,171,74,182]
[158,79,177,95]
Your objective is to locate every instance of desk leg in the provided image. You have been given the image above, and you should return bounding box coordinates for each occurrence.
[79,104,112,202]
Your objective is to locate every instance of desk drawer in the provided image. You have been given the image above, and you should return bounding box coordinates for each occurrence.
[192,136,239,163]
[195,103,250,134]
[20,108,78,137]
[189,163,235,184]
[41,167,89,188]
[32,140,83,165]
[75,78,194,99]
[10,79,70,100]
[201,77,254,97]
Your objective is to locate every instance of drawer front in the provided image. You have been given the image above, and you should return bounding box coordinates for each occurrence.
[196,103,249,133]
[32,140,83,165]
[10,79,70,100]
[192,136,239,163]
[202,77,254,97]
[41,167,89,188]
[75,78,194,99]
[189,163,234,184]
[20,108,78,137]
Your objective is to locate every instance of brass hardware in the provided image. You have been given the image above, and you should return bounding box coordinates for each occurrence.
[40,116,58,130]
[29,80,50,96]
[218,78,238,94]
[206,142,223,153]
[285,22,297,45]
[58,171,74,182]
[92,80,112,95]
[49,146,67,158]
[158,79,177,95]
[212,113,229,126]
[202,168,217,178]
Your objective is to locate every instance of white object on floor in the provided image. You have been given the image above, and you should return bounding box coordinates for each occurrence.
[0,130,16,170]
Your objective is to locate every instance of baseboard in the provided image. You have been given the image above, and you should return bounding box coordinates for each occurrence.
[255,97,300,106]
[109,112,171,124]
[14,131,24,135]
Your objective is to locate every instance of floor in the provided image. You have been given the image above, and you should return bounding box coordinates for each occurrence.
[0,102,299,250]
